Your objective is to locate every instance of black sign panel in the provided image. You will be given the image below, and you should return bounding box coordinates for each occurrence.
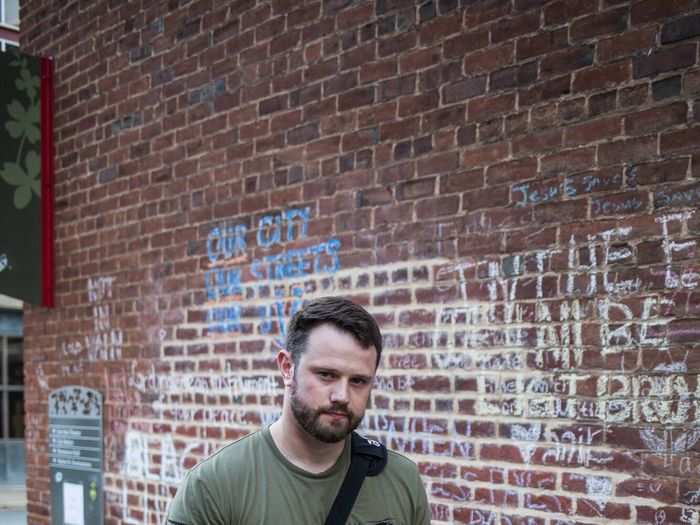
[48,387,103,525]
[0,49,54,306]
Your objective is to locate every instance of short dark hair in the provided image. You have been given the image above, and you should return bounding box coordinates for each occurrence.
[285,296,383,368]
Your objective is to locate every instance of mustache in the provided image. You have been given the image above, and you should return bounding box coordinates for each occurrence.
[319,404,351,416]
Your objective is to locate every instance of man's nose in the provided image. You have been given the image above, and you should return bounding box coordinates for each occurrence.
[329,379,349,404]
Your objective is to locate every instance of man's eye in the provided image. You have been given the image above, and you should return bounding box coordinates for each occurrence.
[351,378,368,386]
[318,371,335,379]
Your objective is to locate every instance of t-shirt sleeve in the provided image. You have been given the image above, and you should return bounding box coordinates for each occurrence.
[167,467,227,525]
[413,469,431,525]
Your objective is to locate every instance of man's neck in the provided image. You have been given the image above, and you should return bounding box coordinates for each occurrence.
[269,416,347,474]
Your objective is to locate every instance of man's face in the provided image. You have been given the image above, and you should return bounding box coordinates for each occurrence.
[288,323,377,443]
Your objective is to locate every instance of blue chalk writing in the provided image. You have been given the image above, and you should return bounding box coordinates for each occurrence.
[257,207,311,248]
[592,197,643,216]
[205,267,242,301]
[251,240,340,280]
[207,304,241,333]
[655,185,700,208]
[513,179,576,207]
[259,285,304,346]
[207,223,247,263]
[203,207,340,339]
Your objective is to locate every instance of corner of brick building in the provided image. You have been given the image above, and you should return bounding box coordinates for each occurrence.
[17,0,700,524]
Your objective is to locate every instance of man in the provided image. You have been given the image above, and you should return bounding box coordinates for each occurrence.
[167,296,431,525]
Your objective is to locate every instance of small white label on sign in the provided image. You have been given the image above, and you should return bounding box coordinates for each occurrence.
[63,482,85,525]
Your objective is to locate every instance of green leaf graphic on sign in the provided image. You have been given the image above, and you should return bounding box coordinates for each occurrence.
[0,55,41,210]
[6,99,39,143]
[14,184,31,209]
[16,68,39,100]
[1,151,41,209]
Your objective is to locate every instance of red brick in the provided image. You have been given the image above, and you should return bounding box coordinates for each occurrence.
[462,185,510,211]
[573,60,631,92]
[631,0,695,25]
[380,117,420,140]
[486,158,537,185]
[660,126,700,155]
[419,12,462,46]
[598,27,657,62]
[444,29,490,59]
[576,500,631,520]
[542,45,594,76]
[468,93,516,122]
[360,58,397,84]
[541,147,595,176]
[415,195,460,219]
[533,199,588,223]
[512,128,562,155]
[464,43,515,76]
[516,28,568,60]
[625,102,688,136]
[627,157,690,186]
[570,7,628,42]
[417,152,460,176]
[440,169,484,193]
[544,0,597,25]
[491,12,540,43]
[616,478,678,504]
[520,75,571,106]
[397,177,435,200]
[399,47,441,74]
[399,91,440,117]
[463,141,509,168]
[633,44,697,79]
[338,86,375,111]
[421,105,466,132]
[565,116,622,147]
[598,136,657,166]
[442,76,487,104]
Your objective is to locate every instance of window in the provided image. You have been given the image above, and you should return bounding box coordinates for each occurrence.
[0,310,24,485]
[0,39,17,51]
[1,0,19,28]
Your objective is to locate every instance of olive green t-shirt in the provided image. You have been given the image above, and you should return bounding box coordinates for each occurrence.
[167,428,430,525]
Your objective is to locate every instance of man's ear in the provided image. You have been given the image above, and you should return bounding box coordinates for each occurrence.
[277,350,294,387]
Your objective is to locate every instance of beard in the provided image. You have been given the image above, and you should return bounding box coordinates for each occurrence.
[289,382,363,443]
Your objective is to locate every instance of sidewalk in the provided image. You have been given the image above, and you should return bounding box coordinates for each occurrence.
[0,486,27,525]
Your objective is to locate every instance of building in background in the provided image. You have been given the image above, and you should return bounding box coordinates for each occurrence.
[0,0,18,51]
[0,2,24,521]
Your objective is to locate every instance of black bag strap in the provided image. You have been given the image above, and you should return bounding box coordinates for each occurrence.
[323,432,387,525]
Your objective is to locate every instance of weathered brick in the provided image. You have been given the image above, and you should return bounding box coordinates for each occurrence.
[598,136,657,165]
[570,7,628,42]
[565,116,622,147]
[442,76,487,104]
[516,28,568,60]
[662,13,700,44]
[573,60,631,92]
[444,29,490,59]
[598,27,657,62]
[631,0,695,25]
[633,44,697,79]
[627,158,689,186]
[464,43,515,76]
[338,86,375,111]
[625,102,687,136]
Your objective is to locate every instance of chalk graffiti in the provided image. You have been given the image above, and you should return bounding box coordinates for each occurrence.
[204,207,340,343]
[639,427,700,453]
[61,277,123,361]
[121,430,211,525]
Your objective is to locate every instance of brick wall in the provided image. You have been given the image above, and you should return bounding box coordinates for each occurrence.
[20,0,700,523]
